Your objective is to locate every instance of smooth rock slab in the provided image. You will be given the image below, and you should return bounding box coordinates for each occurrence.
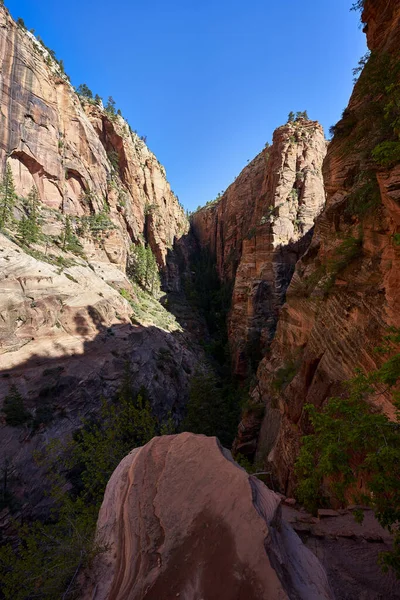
[82,433,333,600]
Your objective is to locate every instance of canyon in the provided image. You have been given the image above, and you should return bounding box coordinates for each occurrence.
[0,0,399,597]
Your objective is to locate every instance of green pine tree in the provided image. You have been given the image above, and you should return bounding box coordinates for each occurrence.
[61,215,83,254]
[2,385,30,426]
[0,164,17,230]
[17,186,41,245]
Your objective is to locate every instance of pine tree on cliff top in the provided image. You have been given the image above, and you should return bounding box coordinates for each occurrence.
[0,164,17,230]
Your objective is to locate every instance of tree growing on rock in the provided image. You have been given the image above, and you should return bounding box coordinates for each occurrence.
[105,96,116,117]
[76,83,93,99]
[0,164,17,230]
[2,385,30,427]
[17,186,41,245]
[127,244,160,296]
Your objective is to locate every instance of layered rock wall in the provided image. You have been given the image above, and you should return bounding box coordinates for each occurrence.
[192,121,326,375]
[254,0,400,493]
[0,5,187,269]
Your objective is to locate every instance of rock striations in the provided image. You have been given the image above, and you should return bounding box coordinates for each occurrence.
[82,433,334,600]
[0,6,187,269]
[0,5,197,525]
[254,0,400,494]
[192,120,326,376]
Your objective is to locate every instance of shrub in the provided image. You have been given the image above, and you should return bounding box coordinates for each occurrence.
[0,372,157,599]
[17,186,42,245]
[295,329,400,577]
[272,359,299,391]
[372,141,400,168]
[2,385,30,426]
[127,244,160,296]
[346,172,381,217]
[182,370,242,447]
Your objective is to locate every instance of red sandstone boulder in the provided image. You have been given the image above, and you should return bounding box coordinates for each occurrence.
[81,433,333,600]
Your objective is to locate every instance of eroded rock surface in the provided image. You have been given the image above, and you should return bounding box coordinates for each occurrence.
[254,0,400,493]
[191,120,326,375]
[0,5,187,270]
[82,433,333,600]
[0,5,198,527]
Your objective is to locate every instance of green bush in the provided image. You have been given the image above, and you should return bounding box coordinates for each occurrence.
[272,359,299,391]
[372,141,400,168]
[346,172,381,217]
[127,244,160,296]
[0,371,158,599]
[2,385,30,426]
[17,186,42,245]
[295,329,400,577]
[182,370,242,447]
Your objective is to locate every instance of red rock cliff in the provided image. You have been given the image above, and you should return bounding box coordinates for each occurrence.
[0,5,187,269]
[192,121,326,375]
[254,0,400,494]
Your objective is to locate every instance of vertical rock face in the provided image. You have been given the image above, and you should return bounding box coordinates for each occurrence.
[0,5,187,269]
[0,7,197,524]
[254,0,400,494]
[229,122,326,376]
[81,433,334,600]
[192,121,326,375]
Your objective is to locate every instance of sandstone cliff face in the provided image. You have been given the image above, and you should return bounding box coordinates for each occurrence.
[82,433,333,600]
[254,0,400,494]
[0,6,198,525]
[192,121,326,376]
[0,5,187,270]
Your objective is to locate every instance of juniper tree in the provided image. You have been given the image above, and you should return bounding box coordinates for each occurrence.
[0,164,17,229]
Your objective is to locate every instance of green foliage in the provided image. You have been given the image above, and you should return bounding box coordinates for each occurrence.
[329,108,357,139]
[182,370,242,447]
[0,372,158,599]
[61,215,84,254]
[105,96,116,117]
[352,51,371,83]
[272,359,299,392]
[295,330,400,577]
[346,172,381,217]
[107,149,119,171]
[76,83,93,99]
[70,382,156,505]
[17,185,41,245]
[372,141,400,169]
[79,211,115,239]
[127,244,160,296]
[16,17,26,29]
[0,164,17,229]
[288,111,295,123]
[184,248,232,361]
[2,385,30,426]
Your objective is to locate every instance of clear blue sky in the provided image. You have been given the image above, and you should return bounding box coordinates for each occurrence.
[5,0,366,211]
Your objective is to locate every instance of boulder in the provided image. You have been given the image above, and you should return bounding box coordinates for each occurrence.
[82,433,333,600]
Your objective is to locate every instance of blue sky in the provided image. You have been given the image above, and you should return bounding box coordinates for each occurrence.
[6,1,366,211]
